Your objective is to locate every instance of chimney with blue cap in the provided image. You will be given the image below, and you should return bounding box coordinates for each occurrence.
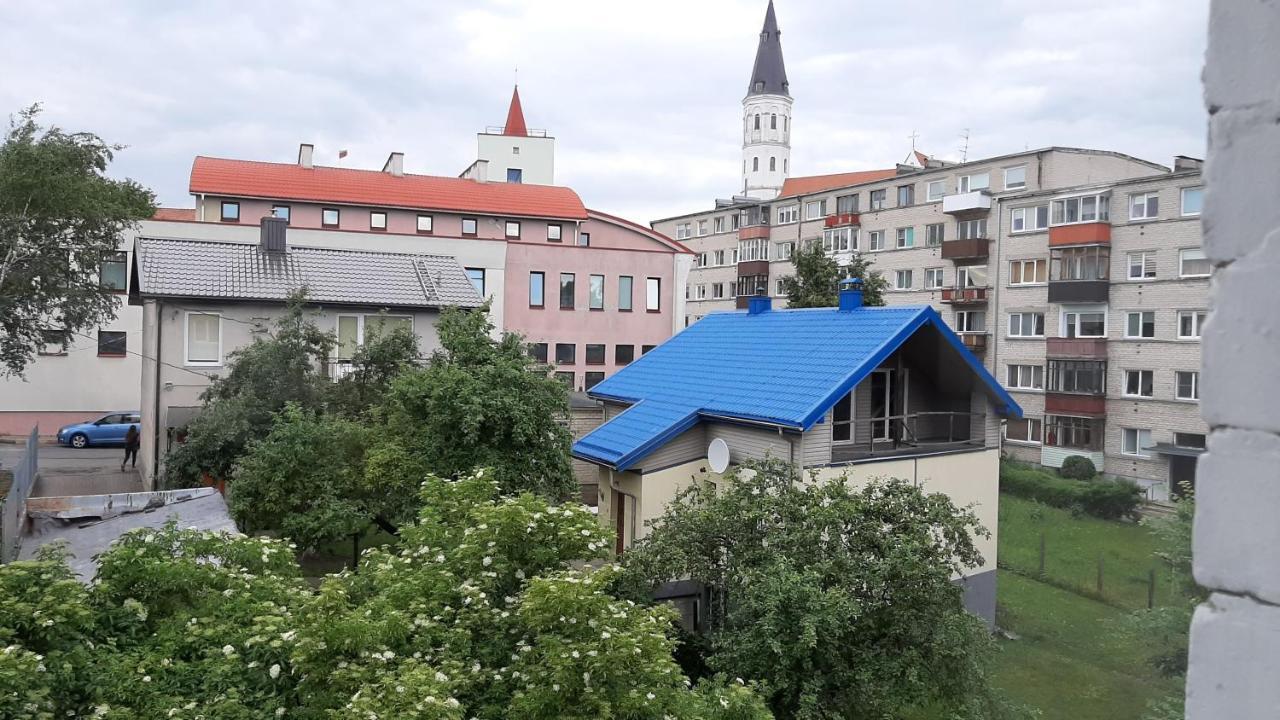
[838,277,863,311]
[747,286,772,315]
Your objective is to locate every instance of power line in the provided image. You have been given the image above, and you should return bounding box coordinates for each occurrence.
[67,329,217,380]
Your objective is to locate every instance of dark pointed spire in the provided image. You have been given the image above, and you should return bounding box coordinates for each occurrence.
[747,1,789,97]
[502,85,528,137]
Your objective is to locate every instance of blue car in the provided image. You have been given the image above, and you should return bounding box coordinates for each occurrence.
[56,412,142,449]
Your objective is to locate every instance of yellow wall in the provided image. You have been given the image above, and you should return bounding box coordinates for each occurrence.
[597,460,709,548]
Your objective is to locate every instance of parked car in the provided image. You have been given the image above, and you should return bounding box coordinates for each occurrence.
[56,412,142,448]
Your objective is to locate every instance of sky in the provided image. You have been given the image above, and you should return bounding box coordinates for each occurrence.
[0,0,1210,223]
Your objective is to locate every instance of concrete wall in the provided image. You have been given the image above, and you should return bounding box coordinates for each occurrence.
[1187,3,1280,716]
[476,132,555,186]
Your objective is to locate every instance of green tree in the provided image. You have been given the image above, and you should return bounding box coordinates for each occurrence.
[375,301,576,500]
[622,459,1024,720]
[326,319,421,418]
[778,242,886,308]
[0,104,155,376]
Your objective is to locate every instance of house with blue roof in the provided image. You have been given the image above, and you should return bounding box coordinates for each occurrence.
[571,280,1021,622]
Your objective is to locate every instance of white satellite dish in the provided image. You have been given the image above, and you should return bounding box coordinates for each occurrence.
[707,438,730,473]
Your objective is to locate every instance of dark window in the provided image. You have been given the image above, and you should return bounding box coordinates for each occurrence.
[584,372,605,390]
[529,342,548,363]
[641,344,656,354]
[897,184,915,206]
[615,344,635,365]
[770,113,777,130]
[1044,415,1102,450]
[618,276,633,311]
[555,371,575,388]
[462,217,478,235]
[836,194,858,213]
[505,220,521,238]
[585,344,605,364]
[38,329,67,356]
[1047,360,1107,395]
[97,330,126,357]
[417,214,433,233]
[321,208,340,227]
[1051,245,1111,281]
[560,273,576,309]
[555,343,576,365]
[754,114,760,130]
[370,211,387,230]
[466,268,485,295]
[220,201,239,222]
[529,271,545,307]
[100,251,127,291]
[736,275,768,297]
[769,157,776,171]
[507,168,523,183]
[752,157,759,172]
[272,205,291,223]
[578,232,590,247]
[1174,432,1206,449]
[548,224,562,242]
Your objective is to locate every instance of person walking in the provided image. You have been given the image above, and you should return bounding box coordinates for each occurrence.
[122,425,140,471]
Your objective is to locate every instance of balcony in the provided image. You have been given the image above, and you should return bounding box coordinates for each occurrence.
[831,411,989,463]
[940,237,991,262]
[1046,337,1108,359]
[737,260,769,276]
[738,225,770,240]
[1047,279,1109,303]
[824,212,860,228]
[940,287,989,305]
[942,190,992,215]
[1048,222,1111,247]
[1045,392,1106,416]
[960,333,988,354]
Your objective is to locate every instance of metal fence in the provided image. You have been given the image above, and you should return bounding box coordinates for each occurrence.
[0,426,38,563]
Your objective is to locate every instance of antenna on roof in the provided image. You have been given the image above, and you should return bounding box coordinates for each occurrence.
[959,129,971,163]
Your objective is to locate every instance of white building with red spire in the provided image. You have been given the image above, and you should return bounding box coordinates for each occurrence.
[467,86,556,186]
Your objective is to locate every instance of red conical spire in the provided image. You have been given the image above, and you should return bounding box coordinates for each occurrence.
[503,85,528,137]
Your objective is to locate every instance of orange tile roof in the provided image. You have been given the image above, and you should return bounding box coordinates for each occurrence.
[778,169,898,198]
[152,207,196,221]
[189,156,588,220]
[503,86,528,137]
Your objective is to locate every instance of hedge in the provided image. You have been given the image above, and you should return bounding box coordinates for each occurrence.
[1000,461,1143,521]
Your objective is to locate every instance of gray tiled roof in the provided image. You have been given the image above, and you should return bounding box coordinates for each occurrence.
[133,238,483,309]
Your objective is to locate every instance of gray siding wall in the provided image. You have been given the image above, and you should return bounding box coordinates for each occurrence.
[707,422,793,464]
[802,415,832,466]
[636,424,707,472]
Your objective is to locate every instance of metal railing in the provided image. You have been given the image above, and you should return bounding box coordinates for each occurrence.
[833,412,987,459]
[1,426,39,563]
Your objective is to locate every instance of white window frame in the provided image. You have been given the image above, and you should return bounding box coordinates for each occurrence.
[504,220,521,238]
[1179,248,1211,278]
[1050,192,1111,226]
[1123,369,1155,398]
[1121,428,1153,458]
[926,180,946,201]
[1007,311,1046,338]
[955,310,986,333]
[820,228,854,253]
[646,277,661,312]
[869,189,887,211]
[675,223,691,240]
[712,282,724,299]
[868,230,885,251]
[1007,364,1044,390]
[1180,187,1204,217]
[1009,259,1047,286]
[335,314,415,361]
[775,277,787,296]
[1127,251,1157,280]
[184,312,223,366]
[894,269,913,290]
[924,267,944,290]
[925,222,945,246]
[695,283,707,300]
[776,205,799,224]
[416,214,433,233]
[1175,370,1200,401]
[1004,416,1044,445]
[1177,310,1207,339]
[1061,306,1108,338]
[1004,165,1027,190]
[895,226,914,249]
[956,218,987,240]
[713,216,725,233]
[697,219,708,236]
[1124,311,1156,339]
[958,172,990,193]
[1010,204,1049,233]
[804,200,826,220]
[1129,192,1160,221]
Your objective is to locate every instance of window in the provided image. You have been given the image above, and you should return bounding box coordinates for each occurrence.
[695,252,708,269]
[577,232,590,247]
[869,189,887,211]
[1008,312,1046,337]
[924,267,944,289]
[1004,165,1027,190]
[220,201,240,222]
[925,223,945,246]
[584,372,605,390]
[185,313,221,365]
[466,268,486,295]
[1178,310,1207,339]
[695,284,707,300]
[1011,205,1050,232]
[554,371,575,388]
[1124,369,1155,397]
[619,276,633,311]
[776,241,796,259]
[1007,364,1044,390]
[955,310,985,333]
[585,344,605,365]
[956,265,987,288]
[512,146,520,155]
[1130,192,1159,220]
[832,390,853,442]
[804,200,826,220]
[956,218,987,240]
[100,251,127,291]
[738,238,769,261]
[586,275,604,310]
[641,344,656,354]
[646,277,660,312]
[1175,371,1200,401]
[559,273,575,309]
[1127,251,1157,280]
[97,330,126,357]
[713,250,726,265]
[547,224,562,242]
[1181,187,1204,216]
[836,194,858,213]
[752,157,759,172]
[698,220,708,236]
[820,228,854,253]
[775,278,787,296]
[615,345,635,365]
[736,275,767,297]
[322,208,340,228]
[1005,417,1043,444]
[958,172,990,193]
[1051,245,1110,281]
[1179,248,1211,277]
[462,217,478,236]
[335,315,413,360]
[894,270,913,290]
[507,168,523,183]
[1062,309,1107,338]
[1009,258,1047,285]
[1051,192,1110,225]
[754,114,760,130]
[713,216,726,233]
[895,226,914,248]
[769,157,776,172]
[38,329,67,356]
[770,113,777,130]
[776,205,799,224]
[555,343,576,365]
[1047,360,1107,394]
[272,205,291,222]
[1122,428,1153,457]
[416,214,433,233]
[897,184,915,206]
[529,271,545,307]
[1045,415,1101,450]
[370,211,387,230]
[712,282,725,299]
[868,230,885,251]
[529,343,548,363]
[1125,311,1156,339]
[926,180,946,202]
[675,223,692,240]
[505,220,521,239]
[1175,432,1206,449]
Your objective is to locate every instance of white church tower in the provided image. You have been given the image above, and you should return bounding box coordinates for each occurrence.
[741,0,791,200]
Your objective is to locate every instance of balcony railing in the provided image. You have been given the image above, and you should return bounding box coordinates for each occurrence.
[737,225,770,240]
[1047,279,1109,303]
[1044,392,1106,416]
[329,360,355,381]
[942,190,992,214]
[832,411,988,463]
[940,238,990,261]
[940,287,989,304]
[824,212,860,227]
[1048,222,1111,247]
[960,333,989,353]
[1046,337,1108,359]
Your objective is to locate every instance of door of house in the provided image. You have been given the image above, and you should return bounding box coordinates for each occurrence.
[613,489,625,554]
[1170,456,1198,499]
[871,370,894,440]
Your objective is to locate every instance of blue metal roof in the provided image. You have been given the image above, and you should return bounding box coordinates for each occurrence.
[572,304,1021,471]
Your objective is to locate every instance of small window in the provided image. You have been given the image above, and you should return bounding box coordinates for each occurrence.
[512,146,520,155]
[1125,311,1156,339]
[416,214,433,233]
[548,224,562,242]
[1008,312,1046,338]
[272,205,291,223]
[925,223,944,246]
[836,194,859,213]
[1006,364,1044,390]
[897,184,914,206]
[618,276,633,311]
[505,220,521,239]
[956,218,987,239]
[770,113,777,130]
[589,275,605,310]
[869,189,887,211]
[1179,248,1210,277]
[1005,417,1043,444]
[185,313,221,365]
[370,211,387,230]
[507,168,523,183]
[1124,369,1154,397]
[868,230,885,251]
[220,201,240,222]
[529,271,545,307]
[894,269,913,290]
[1004,165,1027,190]
[615,345,635,366]
[100,251,128,291]
[641,344,656,355]
[529,342,548,363]
[1011,205,1050,233]
[1121,428,1153,457]
[462,217,478,236]
[1181,187,1204,217]
[38,329,67,356]
[466,268,486,296]
[958,172,990,193]
[560,273,576,310]
[926,180,946,202]
[1062,309,1106,338]
[804,200,826,220]
[895,226,914,248]
[775,278,787,296]
[1130,192,1160,220]
[646,277,660,312]
[769,157,776,172]
[1009,259,1047,285]
[1175,371,1200,401]
[924,267,944,289]
[555,343,576,365]
[753,157,759,172]
[1178,310,1207,339]
[754,114,761,130]
[1127,252,1157,280]
[322,208,340,228]
[578,232,590,247]
[955,310,986,333]
[554,371,575,388]
[585,344,605,365]
[584,371,605,390]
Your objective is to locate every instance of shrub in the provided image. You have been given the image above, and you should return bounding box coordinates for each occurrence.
[1000,461,1142,521]
[1079,478,1145,521]
[1060,455,1098,481]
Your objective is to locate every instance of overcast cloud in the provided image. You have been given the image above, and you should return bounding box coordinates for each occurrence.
[0,0,1209,223]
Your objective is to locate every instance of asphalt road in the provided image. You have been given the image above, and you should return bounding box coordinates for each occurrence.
[0,444,142,497]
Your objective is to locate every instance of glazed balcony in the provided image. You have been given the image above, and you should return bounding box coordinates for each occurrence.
[940,238,991,262]
[1048,222,1111,247]
[824,212,860,228]
[940,287,989,305]
[942,190,992,215]
[1046,337,1108,359]
[959,333,988,354]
